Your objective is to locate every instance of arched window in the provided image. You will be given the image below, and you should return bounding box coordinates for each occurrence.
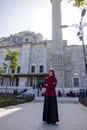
[73,77,79,87]
[26,38,28,42]
[31,65,35,73]
[39,65,44,73]
[73,73,80,87]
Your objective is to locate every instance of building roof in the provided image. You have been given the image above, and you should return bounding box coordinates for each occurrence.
[0,30,48,47]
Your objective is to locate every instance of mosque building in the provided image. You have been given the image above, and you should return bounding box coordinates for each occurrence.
[0,0,87,95]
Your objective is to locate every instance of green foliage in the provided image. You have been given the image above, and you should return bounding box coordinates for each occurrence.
[69,0,87,7]
[0,97,17,108]
[75,0,87,7]
[26,95,35,102]
[79,97,87,107]
[0,65,6,78]
[5,49,12,61]
[0,95,35,108]
[5,48,20,72]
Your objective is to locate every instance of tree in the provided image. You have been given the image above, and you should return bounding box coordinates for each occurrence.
[68,0,87,7]
[4,48,20,95]
[5,48,20,72]
[0,65,6,78]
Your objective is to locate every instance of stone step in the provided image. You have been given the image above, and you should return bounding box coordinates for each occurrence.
[34,97,79,104]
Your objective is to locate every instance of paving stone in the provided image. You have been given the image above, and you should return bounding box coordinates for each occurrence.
[0,98,87,130]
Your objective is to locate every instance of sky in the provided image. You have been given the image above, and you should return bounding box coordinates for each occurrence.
[0,0,87,45]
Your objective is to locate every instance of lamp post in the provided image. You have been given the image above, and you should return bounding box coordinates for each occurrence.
[61,8,87,75]
[78,9,87,75]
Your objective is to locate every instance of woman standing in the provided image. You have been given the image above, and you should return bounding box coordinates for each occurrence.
[42,69,59,124]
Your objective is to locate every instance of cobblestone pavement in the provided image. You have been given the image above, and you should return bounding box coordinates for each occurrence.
[0,98,87,130]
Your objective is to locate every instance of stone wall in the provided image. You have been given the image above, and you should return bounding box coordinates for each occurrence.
[64,45,87,88]
[30,43,47,73]
[20,43,31,74]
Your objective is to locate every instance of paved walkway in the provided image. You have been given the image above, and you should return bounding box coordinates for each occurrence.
[34,97,79,103]
[0,98,87,130]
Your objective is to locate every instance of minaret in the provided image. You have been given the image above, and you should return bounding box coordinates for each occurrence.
[50,0,64,88]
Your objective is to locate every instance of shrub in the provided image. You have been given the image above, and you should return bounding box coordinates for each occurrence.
[26,95,35,102]
[79,97,87,107]
[0,94,35,108]
[0,96,17,108]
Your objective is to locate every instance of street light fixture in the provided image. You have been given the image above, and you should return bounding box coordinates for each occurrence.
[61,8,87,75]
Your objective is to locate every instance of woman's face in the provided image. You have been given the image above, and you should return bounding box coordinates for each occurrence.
[49,71,53,76]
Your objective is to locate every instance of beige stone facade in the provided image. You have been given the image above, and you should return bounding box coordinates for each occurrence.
[64,44,87,89]
[0,31,87,94]
[0,31,49,94]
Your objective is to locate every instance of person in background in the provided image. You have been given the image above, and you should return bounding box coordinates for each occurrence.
[42,69,59,124]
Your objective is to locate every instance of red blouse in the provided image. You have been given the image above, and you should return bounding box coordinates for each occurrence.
[44,77,57,96]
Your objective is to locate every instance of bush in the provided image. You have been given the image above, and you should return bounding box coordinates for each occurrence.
[0,94,35,108]
[79,97,87,107]
[0,96,17,108]
[26,95,35,102]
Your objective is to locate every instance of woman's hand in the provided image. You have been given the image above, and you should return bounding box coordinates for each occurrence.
[53,82,56,85]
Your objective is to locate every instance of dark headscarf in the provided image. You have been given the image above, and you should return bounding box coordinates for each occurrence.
[49,69,55,77]
[47,69,56,83]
